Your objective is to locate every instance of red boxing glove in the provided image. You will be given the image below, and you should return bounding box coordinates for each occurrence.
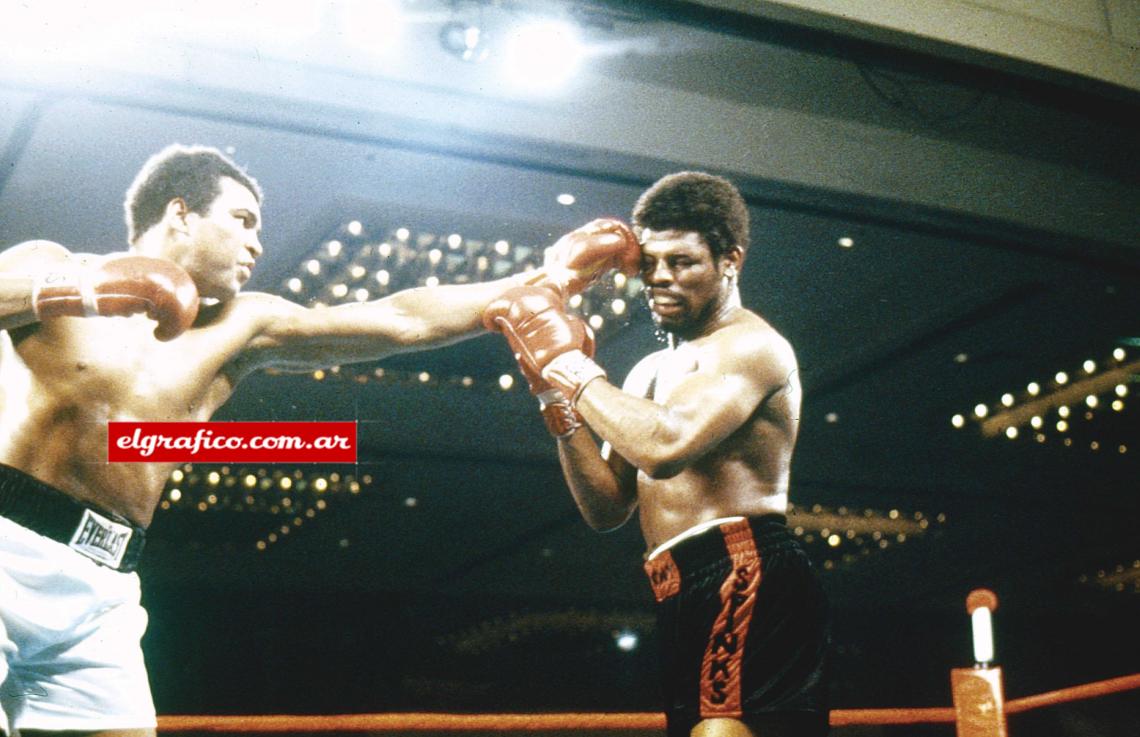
[33,254,200,341]
[484,285,605,424]
[540,218,640,296]
[483,284,596,375]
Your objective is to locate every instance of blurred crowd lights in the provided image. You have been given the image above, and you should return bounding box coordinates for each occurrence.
[159,464,373,551]
[1078,558,1140,595]
[787,503,947,573]
[951,346,1136,450]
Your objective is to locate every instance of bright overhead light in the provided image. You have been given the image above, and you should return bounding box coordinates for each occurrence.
[501,19,583,90]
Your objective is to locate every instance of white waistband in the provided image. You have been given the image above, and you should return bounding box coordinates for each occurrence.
[646,516,746,561]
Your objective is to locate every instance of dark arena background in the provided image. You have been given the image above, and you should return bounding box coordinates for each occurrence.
[1,1,1137,735]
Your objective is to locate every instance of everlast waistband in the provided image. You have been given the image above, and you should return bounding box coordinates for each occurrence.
[0,463,145,572]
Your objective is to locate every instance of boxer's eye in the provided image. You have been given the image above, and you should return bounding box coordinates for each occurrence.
[232,209,259,230]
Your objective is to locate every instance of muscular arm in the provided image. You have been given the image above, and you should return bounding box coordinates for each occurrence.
[234,273,540,373]
[234,218,638,374]
[552,354,661,531]
[557,419,640,532]
[576,323,797,479]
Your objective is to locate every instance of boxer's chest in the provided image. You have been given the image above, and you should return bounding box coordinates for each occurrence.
[16,316,217,416]
[651,343,702,402]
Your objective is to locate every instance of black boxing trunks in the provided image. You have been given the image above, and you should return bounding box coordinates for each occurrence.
[643,515,830,737]
[0,463,145,572]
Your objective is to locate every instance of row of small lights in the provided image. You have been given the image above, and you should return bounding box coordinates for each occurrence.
[270,363,524,393]
[951,347,1133,448]
[787,503,946,572]
[159,465,370,551]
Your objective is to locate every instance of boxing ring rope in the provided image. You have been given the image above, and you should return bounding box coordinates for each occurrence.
[156,671,1140,732]
[1004,672,1140,715]
[157,591,1139,735]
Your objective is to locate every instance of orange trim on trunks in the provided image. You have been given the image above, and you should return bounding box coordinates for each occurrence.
[699,518,763,718]
[644,550,681,603]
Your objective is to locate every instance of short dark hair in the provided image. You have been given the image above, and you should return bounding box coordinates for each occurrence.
[124,144,262,243]
[631,171,749,259]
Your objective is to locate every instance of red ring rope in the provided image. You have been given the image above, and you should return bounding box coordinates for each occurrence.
[155,671,1139,731]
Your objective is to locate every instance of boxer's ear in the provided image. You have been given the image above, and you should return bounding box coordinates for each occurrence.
[164,198,191,235]
[720,245,744,276]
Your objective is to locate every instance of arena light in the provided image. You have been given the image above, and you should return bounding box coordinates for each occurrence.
[614,630,639,652]
[159,464,370,550]
[500,18,583,90]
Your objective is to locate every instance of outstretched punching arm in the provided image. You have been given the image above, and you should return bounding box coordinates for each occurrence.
[233,219,637,374]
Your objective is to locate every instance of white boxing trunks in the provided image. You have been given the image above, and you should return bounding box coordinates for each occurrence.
[0,514,156,733]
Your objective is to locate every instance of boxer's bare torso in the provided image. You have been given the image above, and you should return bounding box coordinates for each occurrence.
[1,282,267,527]
[623,309,799,551]
[557,227,801,552]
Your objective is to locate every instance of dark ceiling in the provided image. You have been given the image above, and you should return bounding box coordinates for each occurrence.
[1,0,1137,727]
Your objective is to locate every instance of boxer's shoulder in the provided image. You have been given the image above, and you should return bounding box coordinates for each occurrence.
[706,314,797,388]
[0,239,74,268]
[213,291,311,340]
[224,291,300,319]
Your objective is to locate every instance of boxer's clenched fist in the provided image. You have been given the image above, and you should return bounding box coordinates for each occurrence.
[33,253,200,341]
